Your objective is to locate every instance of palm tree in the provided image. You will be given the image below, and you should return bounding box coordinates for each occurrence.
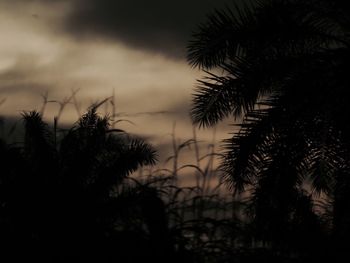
[187,0,350,256]
[0,105,158,261]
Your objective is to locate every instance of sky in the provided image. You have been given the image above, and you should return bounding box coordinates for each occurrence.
[0,0,235,175]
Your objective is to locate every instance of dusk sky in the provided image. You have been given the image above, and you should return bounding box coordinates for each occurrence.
[0,0,234,166]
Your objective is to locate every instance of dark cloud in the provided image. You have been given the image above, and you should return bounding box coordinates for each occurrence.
[3,0,238,58]
[116,101,190,119]
[66,0,232,59]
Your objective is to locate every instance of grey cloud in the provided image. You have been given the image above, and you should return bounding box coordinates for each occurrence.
[116,101,190,119]
[65,0,232,59]
[3,0,237,58]
[0,56,49,94]
[0,82,49,95]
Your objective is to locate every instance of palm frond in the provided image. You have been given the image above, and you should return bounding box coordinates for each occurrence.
[187,5,256,69]
[191,74,242,127]
[22,111,55,155]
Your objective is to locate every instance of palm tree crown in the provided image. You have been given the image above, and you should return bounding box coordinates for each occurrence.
[0,106,158,260]
[187,0,350,250]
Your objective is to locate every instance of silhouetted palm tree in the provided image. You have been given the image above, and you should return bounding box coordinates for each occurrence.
[0,106,159,261]
[188,0,350,257]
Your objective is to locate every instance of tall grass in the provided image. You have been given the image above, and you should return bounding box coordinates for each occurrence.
[129,115,250,262]
[0,92,333,262]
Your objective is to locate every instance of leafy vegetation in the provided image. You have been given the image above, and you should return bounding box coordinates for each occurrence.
[1,0,350,262]
[0,103,339,262]
[188,0,350,261]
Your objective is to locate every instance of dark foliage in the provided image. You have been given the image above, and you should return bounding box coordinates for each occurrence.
[0,108,174,262]
[188,0,350,261]
[1,0,350,262]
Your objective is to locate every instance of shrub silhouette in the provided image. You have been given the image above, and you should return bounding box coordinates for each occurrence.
[0,107,173,262]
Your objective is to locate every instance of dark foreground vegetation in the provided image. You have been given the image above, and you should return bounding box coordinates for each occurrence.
[0,105,337,263]
[0,106,254,262]
[1,0,350,262]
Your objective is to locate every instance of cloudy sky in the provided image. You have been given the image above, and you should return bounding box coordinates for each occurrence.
[0,0,235,169]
